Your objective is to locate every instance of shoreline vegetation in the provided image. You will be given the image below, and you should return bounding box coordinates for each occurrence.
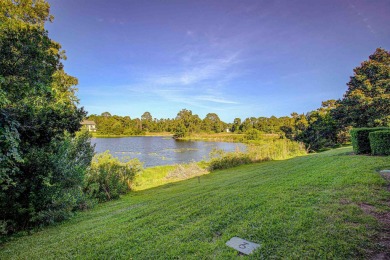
[132,137,307,191]
[91,132,173,138]
[91,132,281,144]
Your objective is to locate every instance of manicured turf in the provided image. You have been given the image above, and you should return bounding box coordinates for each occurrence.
[1,147,389,259]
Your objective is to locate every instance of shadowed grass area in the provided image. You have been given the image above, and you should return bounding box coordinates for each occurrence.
[1,147,389,259]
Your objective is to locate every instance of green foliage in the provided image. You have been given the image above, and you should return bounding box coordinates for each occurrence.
[208,139,306,171]
[173,123,187,139]
[175,109,201,134]
[208,151,252,171]
[369,130,390,155]
[1,131,94,234]
[85,152,143,202]
[201,113,225,133]
[0,111,22,190]
[0,0,93,235]
[0,0,53,26]
[333,48,390,128]
[245,128,262,140]
[292,100,339,152]
[246,139,307,160]
[350,127,389,154]
[1,148,389,259]
[231,118,241,133]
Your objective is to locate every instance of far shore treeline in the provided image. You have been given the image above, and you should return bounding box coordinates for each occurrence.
[88,108,337,151]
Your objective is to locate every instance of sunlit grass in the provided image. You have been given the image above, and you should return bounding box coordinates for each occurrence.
[1,147,389,259]
[132,165,177,191]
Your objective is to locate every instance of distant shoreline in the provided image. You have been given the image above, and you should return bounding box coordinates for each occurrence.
[91,132,173,138]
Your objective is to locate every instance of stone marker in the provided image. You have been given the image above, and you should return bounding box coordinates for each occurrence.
[226,237,260,255]
[380,170,390,174]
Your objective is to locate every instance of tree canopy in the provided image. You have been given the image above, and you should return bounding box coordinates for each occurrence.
[0,0,93,234]
[333,48,390,127]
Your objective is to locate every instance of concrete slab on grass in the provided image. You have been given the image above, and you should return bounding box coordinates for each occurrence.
[226,237,260,255]
[380,170,390,174]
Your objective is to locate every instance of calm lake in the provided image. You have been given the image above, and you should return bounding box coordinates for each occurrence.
[91,136,246,167]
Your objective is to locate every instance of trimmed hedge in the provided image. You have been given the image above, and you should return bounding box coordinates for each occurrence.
[369,131,390,155]
[350,127,390,154]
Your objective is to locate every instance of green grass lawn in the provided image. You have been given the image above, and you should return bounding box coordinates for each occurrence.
[1,147,389,259]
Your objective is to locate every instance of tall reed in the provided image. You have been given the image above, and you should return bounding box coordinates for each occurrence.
[209,139,306,170]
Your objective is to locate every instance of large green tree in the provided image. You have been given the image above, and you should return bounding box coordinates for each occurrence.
[202,113,224,133]
[174,109,201,135]
[0,0,93,234]
[333,48,390,127]
[294,100,338,151]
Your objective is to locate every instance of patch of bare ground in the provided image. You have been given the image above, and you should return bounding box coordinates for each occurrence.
[362,171,390,259]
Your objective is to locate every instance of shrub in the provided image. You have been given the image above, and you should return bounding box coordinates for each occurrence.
[369,131,390,156]
[0,130,94,235]
[208,151,252,171]
[350,127,389,154]
[245,129,262,140]
[85,152,143,202]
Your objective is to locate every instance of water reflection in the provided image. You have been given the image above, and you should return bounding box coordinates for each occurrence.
[91,136,245,167]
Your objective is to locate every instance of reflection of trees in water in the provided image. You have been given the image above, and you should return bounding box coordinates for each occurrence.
[92,137,242,167]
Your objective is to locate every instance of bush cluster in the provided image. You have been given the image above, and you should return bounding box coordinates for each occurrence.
[245,129,262,140]
[369,131,390,156]
[0,130,94,236]
[350,127,389,154]
[84,152,143,202]
[208,152,252,171]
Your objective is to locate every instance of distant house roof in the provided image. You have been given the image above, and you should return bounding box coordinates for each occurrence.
[81,120,96,125]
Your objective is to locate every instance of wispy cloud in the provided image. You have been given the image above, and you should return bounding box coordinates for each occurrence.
[151,52,240,86]
[97,24,260,113]
[194,95,238,104]
[123,43,245,109]
[348,2,376,35]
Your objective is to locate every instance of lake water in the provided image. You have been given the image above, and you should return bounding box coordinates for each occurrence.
[91,136,246,167]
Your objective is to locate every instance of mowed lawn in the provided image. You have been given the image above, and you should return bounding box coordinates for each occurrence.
[1,147,389,259]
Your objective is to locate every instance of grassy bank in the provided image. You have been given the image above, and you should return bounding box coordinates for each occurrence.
[1,147,389,258]
[133,139,305,191]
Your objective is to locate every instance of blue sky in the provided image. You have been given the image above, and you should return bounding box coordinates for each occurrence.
[46,0,390,122]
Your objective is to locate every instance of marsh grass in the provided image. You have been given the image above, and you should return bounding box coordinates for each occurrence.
[209,139,307,170]
[1,147,389,259]
[247,138,307,161]
[179,133,246,142]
